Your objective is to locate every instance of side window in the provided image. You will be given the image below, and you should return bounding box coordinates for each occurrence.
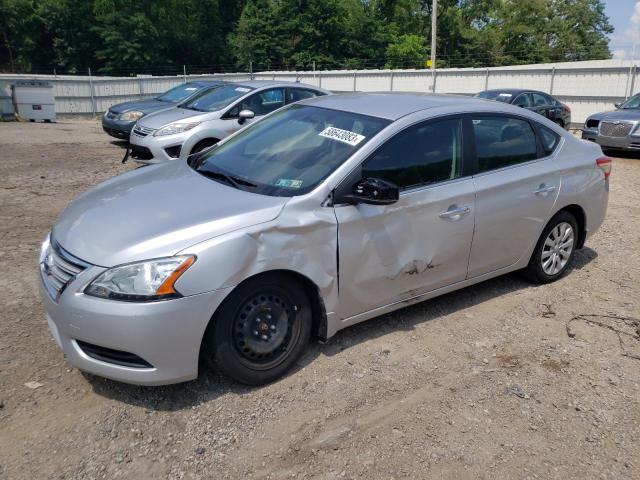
[531,93,549,107]
[472,116,538,172]
[287,89,320,103]
[537,124,561,155]
[362,118,463,190]
[241,88,285,116]
[513,94,531,108]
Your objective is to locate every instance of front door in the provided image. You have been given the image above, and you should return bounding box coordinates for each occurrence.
[334,117,476,320]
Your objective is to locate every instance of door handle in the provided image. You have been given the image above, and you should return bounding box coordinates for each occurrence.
[533,184,557,196]
[439,205,471,220]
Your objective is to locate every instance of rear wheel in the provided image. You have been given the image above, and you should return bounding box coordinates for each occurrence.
[204,273,312,385]
[524,211,578,283]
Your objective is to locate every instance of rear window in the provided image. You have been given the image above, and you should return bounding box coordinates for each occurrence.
[538,125,561,155]
[472,116,538,172]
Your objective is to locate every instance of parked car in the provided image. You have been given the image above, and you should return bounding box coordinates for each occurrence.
[581,94,640,151]
[475,89,571,129]
[101,80,224,139]
[39,93,610,386]
[128,80,329,164]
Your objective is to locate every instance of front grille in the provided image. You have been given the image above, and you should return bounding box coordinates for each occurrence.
[586,119,599,129]
[599,121,633,137]
[76,341,153,369]
[132,125,155,137]
[40,239,90,301]
[106,110,118,119]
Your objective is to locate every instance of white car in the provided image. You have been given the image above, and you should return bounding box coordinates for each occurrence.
[128,80,329,164]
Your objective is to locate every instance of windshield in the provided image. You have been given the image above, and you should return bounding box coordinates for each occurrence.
[156,83,207,103]
[180,84,254,112]
[193,104,391,196]
[619,94,640,109]
[475,91,513,103]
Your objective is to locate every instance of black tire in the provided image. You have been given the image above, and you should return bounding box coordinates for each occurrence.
[524,211,578,284]
[203,273,312,385]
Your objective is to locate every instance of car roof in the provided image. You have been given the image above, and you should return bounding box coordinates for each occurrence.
[300,92,499,120]
[235,80,325,90]
[481,88,550,96]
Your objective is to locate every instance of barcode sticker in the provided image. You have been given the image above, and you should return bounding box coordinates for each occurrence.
[318,127,365,146]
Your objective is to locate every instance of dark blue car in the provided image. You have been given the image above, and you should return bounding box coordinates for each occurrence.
[101,80,224,139]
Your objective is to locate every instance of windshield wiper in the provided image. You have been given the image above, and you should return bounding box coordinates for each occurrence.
[197,169,257,189]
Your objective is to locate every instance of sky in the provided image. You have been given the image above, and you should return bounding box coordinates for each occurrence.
[606,0,640,58]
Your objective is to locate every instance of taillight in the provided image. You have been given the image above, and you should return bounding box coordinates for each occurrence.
[596,156,612,181]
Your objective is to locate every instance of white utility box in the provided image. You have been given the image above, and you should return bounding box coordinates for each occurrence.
[12,80,56,122]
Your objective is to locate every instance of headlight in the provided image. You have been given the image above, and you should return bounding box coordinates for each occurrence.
[154,122,200,137]
[85,255,195,301]
[119,110,144,121]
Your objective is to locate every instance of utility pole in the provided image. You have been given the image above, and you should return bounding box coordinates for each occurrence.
[430,0,437,71]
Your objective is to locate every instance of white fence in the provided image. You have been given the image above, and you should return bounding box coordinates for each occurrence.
[1,62,639,125]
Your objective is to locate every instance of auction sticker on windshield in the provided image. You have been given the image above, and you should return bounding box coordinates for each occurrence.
[319,127,365,146]
[275,179,303,188]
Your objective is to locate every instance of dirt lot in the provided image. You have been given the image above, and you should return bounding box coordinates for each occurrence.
[0,120,639,480]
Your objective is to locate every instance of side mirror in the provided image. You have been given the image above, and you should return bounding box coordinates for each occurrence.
[614,102,622,109]
[238,109,255,125]
[345,177,399,206]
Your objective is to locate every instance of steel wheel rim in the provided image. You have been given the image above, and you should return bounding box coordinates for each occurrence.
[232,291,300,370]
[541,222,574,276]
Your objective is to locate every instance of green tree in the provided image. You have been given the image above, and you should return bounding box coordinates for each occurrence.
[385,34,428,68]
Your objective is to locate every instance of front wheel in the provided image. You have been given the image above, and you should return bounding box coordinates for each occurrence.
[203,273,312,385]
[524,211,578,283]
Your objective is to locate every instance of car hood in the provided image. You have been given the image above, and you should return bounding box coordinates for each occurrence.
[52,161,288,267]
[588,109,640,121]
[137,107,211,129]
[108,98,172,115]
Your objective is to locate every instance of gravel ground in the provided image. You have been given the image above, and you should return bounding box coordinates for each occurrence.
[0,120,639,480]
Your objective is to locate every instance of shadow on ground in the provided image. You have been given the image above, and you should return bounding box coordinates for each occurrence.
[85,247,597,410]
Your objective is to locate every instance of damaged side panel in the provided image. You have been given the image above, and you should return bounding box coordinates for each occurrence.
[334,178,476,325]
[175,201,339,335]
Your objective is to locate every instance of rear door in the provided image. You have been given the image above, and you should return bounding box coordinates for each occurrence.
[335,116,476,319]
[467,115,560,278]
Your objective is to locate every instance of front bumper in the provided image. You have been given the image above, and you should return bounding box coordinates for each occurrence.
[581,129,640,150]
[39,264,232,385]
[101,116,135,139]
[129,128,187,165]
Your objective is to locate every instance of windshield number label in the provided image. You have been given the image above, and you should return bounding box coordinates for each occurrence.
[319,127,365,146]
[235,87,251,93]
[275,179,303,189]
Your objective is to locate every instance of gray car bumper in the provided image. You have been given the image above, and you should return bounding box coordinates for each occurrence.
[101,116,135,139]
[581,129,640,150]
[40,269,232,385]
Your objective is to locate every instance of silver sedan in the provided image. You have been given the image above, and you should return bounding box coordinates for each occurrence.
[39,93,610,385]
[128,80,329,164]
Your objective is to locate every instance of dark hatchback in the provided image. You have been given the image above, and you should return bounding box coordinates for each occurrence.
[475,89,571,129]
[101,81,224,139]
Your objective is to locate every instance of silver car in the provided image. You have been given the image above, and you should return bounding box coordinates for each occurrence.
[582,93,640,151]
[39,93,610,386]
[128,80,329,164]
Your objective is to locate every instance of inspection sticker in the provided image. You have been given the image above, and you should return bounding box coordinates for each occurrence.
[275,179,303,188]
[185,87,197,91]
[319,127,365,146]
[235,87,251,93]
[498,93,513,98]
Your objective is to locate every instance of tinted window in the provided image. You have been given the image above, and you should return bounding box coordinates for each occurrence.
[531,93,549,107]
[363,118,463,190]
[241,88,285,116]
[538,125,561,154]
[181,84,254,112]
[287,89,320,103]
[472,116,538,172]
[194,105,390,197]
[619,94,640,109]
[513,93,531,107]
